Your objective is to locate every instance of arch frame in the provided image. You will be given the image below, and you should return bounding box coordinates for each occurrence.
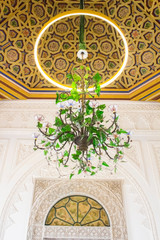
[27,179,127,240]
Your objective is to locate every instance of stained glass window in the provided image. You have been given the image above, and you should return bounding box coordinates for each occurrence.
[45,195,110,227]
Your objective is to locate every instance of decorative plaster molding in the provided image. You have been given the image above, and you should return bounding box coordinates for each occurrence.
[15,140,35,166]
[44,226,111,239]
[124,141,142,168]
[0,100,160,130]
[153,146,160,174]
[0,140,9,179]
[27,179,127,240]
[151,143,160,180]
[0,157,158,240]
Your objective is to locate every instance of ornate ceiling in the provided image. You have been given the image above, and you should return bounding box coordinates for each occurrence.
[0,0,160,101]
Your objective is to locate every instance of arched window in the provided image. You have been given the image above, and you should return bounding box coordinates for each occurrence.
[45,195,110,227]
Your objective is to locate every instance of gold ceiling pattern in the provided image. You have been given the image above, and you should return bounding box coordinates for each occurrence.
[0,0,160,98]
[38,15,125,87]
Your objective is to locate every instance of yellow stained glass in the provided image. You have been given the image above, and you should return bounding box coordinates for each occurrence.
[56,207,74,224]
[45,195,110,227]
[51,219,71,226]
[70,196,86,202]
[45,207,55,225]
[88,198,101,209]
[54,197,69,208]
[86,220,105,227]
[100,209,110,225]
[78,201,90,222]
[66,200,77,222]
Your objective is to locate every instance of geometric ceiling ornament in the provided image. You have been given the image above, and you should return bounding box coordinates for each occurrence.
[0,0,160,101]
[34,10,128,90]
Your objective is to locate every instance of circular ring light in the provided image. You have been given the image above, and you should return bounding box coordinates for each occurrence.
[34,10,128,91]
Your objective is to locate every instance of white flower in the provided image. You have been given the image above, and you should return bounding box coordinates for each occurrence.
[58,152,63,159]
[43,122,51,128]
[32,133,39,139]
[76,102,82,112]
[34,114,44,122]
[127,130,133,136]
[49,135,56,140]
[57,102,66,109]
[89,100,99,108]
[65,99,76,108]
[108,105,118,113]
[77,49,88,60]
[55,111,59,116]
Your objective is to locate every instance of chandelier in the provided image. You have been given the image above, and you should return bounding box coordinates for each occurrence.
[33,1,131,178]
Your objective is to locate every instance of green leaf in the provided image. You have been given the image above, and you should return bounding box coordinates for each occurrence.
[64,165,68,167]
[91,166,96,169]
[91,171,96,175]
[98,104,106,110]
[85,117,92,124]
[90,148,96,154]
[59,133,74,143]
[60,93,68,99]
[109,140,117,147]
[115,137,120,144]
[55,143,60,148]
[73,73,81,82]
[117,129,127,134]
[72,81,77,89]
[86,66,90,71]
[66,74,73,79]
[33,147,37,151]
[102,161,109,167]
[70,173,74,179]
[84,73,89,79]
[124,142,130,147]
[55,117,63,127]
[76,150,82,156]
[100,132,106,143]
[78,169,82,174]
[60,109,68,114]
[85,100,93,115]
[96,110,103,120]
[93,73,102,82]
[95,84,101,97]
[93,138,99,147]
[45,142,51,147]
[59,159,63,163]
[71,89,80,101]
[61,125,71,132]
[37,122,42,128]
[64,150,69,157]
[115,116,119,121]
[72,154,79,160]
[41,140,45,143]
[56,92,59,104]
[88,133,93,142]
[48,128,55,135]
[44,150,48,156]
[86,167,91,173]
[102,145,107,150]
[80,65,84,69]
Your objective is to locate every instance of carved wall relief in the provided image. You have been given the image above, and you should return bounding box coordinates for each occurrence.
[27,179,127,240]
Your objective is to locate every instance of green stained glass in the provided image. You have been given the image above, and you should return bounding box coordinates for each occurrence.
[45,195,110,227]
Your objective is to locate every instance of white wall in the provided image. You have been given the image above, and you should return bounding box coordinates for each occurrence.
[0,99,160,240]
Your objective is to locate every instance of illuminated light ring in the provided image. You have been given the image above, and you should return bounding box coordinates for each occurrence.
[34,10,128,91]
